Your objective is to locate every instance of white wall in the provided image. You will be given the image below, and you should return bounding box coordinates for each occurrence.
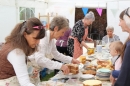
[1,0,130,42]
[0,0,47,42]
[0,0,16,42]
[107,1,130,43]
[46,2,75,28]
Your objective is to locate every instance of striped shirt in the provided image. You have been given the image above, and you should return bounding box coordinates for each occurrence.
[102,35,120,44]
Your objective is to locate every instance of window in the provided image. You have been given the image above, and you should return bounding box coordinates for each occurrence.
[19,7,35,22]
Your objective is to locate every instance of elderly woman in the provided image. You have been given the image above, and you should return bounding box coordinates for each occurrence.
[67,11,95,58]
[102,26,120,47]
[28,16,79,76]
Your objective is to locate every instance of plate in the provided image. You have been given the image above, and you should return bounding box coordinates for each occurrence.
[95,76,110,81]
[80,74,94,79]
[99,57,109,61]
[97,68,111,73]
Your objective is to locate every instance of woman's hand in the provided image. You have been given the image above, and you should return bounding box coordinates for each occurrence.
[71,58,80,64]
[87,38,93,42]
[60,64,70,75]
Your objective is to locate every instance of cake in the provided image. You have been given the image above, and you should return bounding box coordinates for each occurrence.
[83,80,102,86]
[79,56,86,64]
[66,63,79,74]
[82,70,96,75]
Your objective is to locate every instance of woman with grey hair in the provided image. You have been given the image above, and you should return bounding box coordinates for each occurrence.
[102,26,120,47]
[67,11,95,58]
[28,16,80,75]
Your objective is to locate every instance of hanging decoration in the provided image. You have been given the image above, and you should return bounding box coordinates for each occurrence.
[96,8,103,16]
[96,2,103,17]
[82,8,88,16]
[111,9,118,17]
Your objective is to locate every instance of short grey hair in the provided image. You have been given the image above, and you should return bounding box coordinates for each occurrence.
[106,26,114,31]
[84,11,95,21]
[50,16,69,31]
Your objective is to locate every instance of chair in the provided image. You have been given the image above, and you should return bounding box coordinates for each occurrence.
[90,33,101,40]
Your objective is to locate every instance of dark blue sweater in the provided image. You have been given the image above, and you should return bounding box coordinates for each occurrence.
[114,40,130,86]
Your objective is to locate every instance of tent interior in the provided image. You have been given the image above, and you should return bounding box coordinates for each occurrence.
[0,0,129,42]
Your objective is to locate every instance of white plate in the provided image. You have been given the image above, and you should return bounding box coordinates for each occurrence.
[99,58,109,61]
[80,74,94,79]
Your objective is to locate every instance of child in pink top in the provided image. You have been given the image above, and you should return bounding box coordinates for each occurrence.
[109,41,123,86]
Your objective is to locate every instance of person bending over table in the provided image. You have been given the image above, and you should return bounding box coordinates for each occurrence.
[28,16,80,76]
[0,17,45,86]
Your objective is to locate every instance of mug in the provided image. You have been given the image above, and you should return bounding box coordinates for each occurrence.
[96,45,102,53]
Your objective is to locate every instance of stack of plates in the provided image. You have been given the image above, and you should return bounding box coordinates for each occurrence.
[95,68,111,80]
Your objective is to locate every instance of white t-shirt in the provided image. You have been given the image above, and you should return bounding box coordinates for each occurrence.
[7,49,35,86]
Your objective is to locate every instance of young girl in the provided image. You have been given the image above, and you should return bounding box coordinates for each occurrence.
[109,41,123,86]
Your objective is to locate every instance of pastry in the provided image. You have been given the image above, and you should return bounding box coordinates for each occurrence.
[66,63,79,74]
[82,70,96,75]
[79,56,86,64]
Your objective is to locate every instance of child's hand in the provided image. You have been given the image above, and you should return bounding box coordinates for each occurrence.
[110,74,116,86]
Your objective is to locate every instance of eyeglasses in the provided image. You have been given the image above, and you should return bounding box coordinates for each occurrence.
[124,7,130,17]
[33,26,46,30]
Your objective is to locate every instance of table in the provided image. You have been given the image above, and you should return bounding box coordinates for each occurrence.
[51,53,111,86]
[50,43,112,86]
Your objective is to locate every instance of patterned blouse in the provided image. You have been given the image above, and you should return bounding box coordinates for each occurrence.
[67,20,87,56]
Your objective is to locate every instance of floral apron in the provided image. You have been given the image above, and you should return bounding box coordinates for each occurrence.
[70,28,88,59]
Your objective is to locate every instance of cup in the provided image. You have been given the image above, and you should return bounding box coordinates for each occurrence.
[87,48,95,55]
[102,41,106,47]
[96,45,102,53]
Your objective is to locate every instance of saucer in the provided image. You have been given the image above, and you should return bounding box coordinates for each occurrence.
[80,74,94,79]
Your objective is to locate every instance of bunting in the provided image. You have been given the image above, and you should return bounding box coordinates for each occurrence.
[111,9,118,17]
[82,8,88,16]
[96,8,103,16]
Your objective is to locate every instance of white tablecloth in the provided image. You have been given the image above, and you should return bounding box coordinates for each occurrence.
[50,43,112,86]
